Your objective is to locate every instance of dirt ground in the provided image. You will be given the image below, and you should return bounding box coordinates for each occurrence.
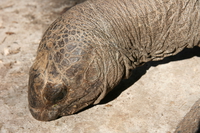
[0,0,200,133]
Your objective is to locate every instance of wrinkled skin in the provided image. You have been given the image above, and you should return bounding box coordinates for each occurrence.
[28,0,200,121]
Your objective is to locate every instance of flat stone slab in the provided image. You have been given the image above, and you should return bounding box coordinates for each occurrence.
[0,0,200,132]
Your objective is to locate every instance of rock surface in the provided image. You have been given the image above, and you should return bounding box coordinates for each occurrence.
[174,98,200,133]
[0,0,200,132]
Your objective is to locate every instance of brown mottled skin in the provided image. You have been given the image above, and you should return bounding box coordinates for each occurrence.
[28,0,200,121]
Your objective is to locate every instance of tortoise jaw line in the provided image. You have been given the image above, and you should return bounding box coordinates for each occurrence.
[29,105,60,121]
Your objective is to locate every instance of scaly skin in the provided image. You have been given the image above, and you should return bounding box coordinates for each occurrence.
[28,0,200,121]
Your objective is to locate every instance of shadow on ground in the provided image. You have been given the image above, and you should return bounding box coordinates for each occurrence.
[196,123,200,133]
[78,46,200,114]
[101,46,200,104]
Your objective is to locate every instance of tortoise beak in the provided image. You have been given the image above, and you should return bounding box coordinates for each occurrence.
[29,106,60,121]
[28,70,58,121]
[28,74,61,121]
[28,85,61,121]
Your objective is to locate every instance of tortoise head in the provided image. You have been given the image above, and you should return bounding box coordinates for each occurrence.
[28,43,106,121]
[28,11,116,121]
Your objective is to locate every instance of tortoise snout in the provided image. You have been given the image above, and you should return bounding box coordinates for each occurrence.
[28,83,61,121]
[29,106,60,121]
[28,70,45,108]
[43,83,68,103]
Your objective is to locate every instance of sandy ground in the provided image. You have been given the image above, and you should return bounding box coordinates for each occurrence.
[0,0,200,133]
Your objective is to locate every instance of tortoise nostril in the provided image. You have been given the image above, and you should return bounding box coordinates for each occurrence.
[44,83,67,102]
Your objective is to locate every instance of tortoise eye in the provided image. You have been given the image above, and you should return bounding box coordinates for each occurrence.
[44,83,67,102]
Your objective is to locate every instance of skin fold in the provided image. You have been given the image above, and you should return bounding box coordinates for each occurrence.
[28,0,200,121]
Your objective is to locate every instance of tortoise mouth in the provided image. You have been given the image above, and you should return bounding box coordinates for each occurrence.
[29,105,61,121]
